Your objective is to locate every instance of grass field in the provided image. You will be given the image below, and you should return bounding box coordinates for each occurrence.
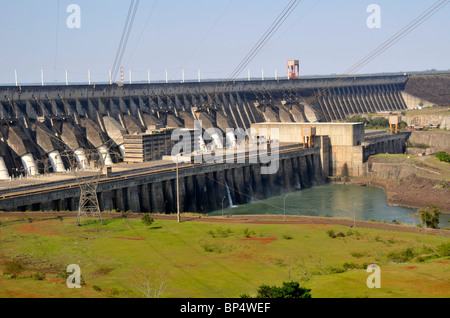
[403,107,450,117]
[0,214,448,298]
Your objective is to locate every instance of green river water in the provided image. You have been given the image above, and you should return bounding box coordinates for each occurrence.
[210,183,450,227]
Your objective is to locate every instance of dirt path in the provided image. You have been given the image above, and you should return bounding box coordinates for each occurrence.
[1,212,449,237]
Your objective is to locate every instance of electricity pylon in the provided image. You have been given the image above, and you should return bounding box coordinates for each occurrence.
[62,141,119,226]
[60,148,104,226]
[75,149,104,226]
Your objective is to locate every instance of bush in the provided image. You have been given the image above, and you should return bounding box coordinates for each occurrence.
[346,229,361,237]
[343,262,358,270]
[326,266,345,274]
[437,242,450,257]
[108,288,121,296]
[435,151,450,163]
[350,251,365,258]
[94,265,114,275]
[282,233,293,240]
[4,261,25,277]
[56,267,86,286]
[216,227,234,238]
[242,228,255,238]
[388,247,417,263]
[253,281,311,298]
[399,121,408,130]
[199,240,233,253]
[93,285,102,292]
[141,214,154,227]
[32,272,46,281]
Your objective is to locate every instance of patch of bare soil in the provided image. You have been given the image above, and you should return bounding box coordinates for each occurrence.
[17,221,57,235]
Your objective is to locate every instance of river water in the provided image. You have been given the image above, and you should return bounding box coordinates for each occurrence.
[210,183,450,227]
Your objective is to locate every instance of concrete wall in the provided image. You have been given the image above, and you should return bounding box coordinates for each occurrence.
[0,73,411,181]
[251,122,365,176]
[251,122,364,146]
[362,132,410,160]
[0,75,408,102]
[400,91,435,109]
[1,147,325,213]
[251,122,409,177]
[407,130,450,153]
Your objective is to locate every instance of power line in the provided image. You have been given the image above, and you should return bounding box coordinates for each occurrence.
[306,0,449,105]
[194,0,301,112]
[225,0,301,84]
[124,0,159,71]
[111,0,141,83]
[53,0,60,83]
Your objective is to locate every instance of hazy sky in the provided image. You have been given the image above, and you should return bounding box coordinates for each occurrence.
[0,0,448,85]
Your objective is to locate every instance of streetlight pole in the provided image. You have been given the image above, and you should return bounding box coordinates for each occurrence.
[283,194,288,221]
[222,196,226,217]
[353,202,356,228]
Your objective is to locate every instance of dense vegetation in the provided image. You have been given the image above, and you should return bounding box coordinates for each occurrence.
[435,151,450,163]
[346,115,407,130]
[241,281,311,298]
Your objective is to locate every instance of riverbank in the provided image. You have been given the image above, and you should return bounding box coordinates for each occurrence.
[337,154,450,214]
[336,176,449,214]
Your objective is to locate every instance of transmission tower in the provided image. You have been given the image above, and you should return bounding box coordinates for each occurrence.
[61,139,120,226]
[76,150,104,226]
[60,148,104,225]
[34,111,122,226]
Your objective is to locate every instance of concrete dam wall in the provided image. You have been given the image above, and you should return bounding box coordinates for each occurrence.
[1,147,325,213]
[0,74,409,179]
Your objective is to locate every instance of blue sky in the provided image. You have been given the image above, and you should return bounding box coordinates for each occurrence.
[0,0,448,85]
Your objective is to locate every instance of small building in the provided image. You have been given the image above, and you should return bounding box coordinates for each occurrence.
[123,129,175,163]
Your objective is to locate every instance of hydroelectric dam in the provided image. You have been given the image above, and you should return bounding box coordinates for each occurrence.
[0,73,414,213]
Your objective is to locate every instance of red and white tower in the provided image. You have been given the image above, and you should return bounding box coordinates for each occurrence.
[287,60,299,79]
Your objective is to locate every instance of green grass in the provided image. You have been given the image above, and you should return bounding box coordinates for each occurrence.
[403,107,450,117]
[0,215,448,298]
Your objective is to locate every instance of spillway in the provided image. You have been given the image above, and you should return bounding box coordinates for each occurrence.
[0,73,412,177]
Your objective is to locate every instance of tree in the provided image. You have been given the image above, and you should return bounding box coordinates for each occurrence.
[133,269,169,298]
[418,204,441,229]
[243,281,311,298]
[399,120,408,130]
[141,214,154,228]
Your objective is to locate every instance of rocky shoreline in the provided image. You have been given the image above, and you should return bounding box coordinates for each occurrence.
[333,175,450,214]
